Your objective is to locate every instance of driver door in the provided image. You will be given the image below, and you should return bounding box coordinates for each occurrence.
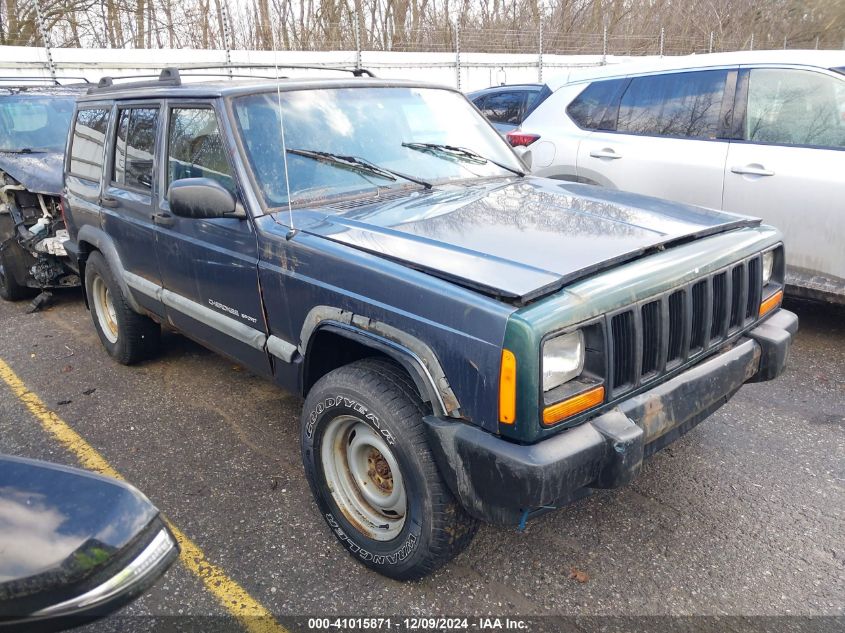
[153,102,271,376]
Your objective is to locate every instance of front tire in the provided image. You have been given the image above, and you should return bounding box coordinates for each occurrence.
[301,358,478,580]
[0,247,36,301]
[84,251,160,364]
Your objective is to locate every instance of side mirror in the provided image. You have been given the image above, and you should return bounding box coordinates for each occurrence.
[0,455,178,630]
[168,178,240,219]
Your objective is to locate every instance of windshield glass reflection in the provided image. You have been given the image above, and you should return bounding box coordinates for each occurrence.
[233,87,523,210]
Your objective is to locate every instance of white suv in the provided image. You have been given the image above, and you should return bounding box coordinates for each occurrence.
[512,51,845,303]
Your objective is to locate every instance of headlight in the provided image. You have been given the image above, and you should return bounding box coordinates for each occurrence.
[762,250,774,285]
[542,331,585,392]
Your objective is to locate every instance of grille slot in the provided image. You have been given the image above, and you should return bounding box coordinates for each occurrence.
[689,280,707,353]
[746,257,761,320]
[641,301,661,377]
[610,311,636,390]
[711,272,727,341]
[667,290,685,364]
[729,264,744,330]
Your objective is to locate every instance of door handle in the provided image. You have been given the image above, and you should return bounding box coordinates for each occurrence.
[152,212,175,227]
[731,164,775,177]
[100,195,118,208]
[589,148,622,159]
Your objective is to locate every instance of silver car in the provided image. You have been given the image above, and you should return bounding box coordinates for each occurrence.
[510,51,845,303]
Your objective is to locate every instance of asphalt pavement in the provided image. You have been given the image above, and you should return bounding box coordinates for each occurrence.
[0,291,842,631]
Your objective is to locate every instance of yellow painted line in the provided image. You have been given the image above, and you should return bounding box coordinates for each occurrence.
[0,357,288,633]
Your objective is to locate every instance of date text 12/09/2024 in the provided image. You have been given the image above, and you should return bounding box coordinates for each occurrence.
[307,618,529,630]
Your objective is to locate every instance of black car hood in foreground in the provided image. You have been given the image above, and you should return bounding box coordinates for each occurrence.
[0,455,157,614]
[0,151,63,195]
[296,178,760,303]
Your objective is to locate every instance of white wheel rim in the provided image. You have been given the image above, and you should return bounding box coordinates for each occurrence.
[320,415,407,541]
[92,276,118,344]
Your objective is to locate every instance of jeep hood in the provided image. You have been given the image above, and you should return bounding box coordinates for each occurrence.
[0,151,63,195]
[292,178,760,304]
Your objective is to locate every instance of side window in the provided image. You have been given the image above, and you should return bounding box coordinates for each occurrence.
[70,108,110,181]
[480,92,527,124]
[113,107,158,190]
[745,69,845,149]
[567,79,626,130]
[617,70,728,139]
[167,108,235,194]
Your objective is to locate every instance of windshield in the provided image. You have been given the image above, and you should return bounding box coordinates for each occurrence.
[0,95,76,152]
[232,86,524,209]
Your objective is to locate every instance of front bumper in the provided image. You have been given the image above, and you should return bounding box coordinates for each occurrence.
[425,309,798,526]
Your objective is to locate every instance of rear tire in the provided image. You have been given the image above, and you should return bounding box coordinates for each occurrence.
[301,358,478,580]
[0,247,36,301]
[84,251,160,364]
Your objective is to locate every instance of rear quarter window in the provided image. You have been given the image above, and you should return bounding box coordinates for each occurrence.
[70,108,111,181]
[566,78,627,130]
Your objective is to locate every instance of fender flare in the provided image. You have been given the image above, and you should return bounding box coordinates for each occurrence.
[75,225,143,313]
[300,306,461,418]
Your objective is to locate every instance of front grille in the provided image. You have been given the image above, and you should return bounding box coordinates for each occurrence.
[606,255,762,397]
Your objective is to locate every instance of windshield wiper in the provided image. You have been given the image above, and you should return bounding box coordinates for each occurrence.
[287,148,432,189]
[402,142,525,177]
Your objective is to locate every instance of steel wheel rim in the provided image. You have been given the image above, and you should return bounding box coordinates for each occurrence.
[92,276,118,344]
[320,415,407,541]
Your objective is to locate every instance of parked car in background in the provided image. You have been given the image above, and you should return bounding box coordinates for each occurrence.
[63,67,795,580]
[508,51,845,303]
[467,83,551,133]
[0,81,86,309]
[0,455,178,631]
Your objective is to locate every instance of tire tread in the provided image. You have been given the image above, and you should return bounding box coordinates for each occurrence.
[85,251,160,364]
[304,357,478,580]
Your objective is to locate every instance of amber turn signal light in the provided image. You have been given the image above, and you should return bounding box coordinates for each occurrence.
[499,349,517,424]
[542,385,605,426]
[759,288,784,318]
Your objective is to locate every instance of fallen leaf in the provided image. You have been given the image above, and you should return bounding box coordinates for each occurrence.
[61,365,73,373]
[57,399,72,406]
[569,567,589,583]
[82,388,96,396]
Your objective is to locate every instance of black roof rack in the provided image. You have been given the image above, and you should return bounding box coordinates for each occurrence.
[173,63,376,77]
[90,67,182,93]
[0,76,90,86]
[89,64,376,94]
